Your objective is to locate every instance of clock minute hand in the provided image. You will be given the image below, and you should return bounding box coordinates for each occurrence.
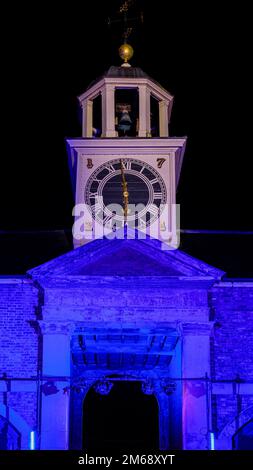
[120,159,129,226]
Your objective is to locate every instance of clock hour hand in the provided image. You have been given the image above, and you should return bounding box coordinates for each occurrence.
[120,159,129,225]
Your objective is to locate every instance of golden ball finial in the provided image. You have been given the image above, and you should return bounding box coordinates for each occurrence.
[119,43,134,67]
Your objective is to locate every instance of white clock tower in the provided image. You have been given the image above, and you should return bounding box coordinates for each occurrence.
[67,44,186,248]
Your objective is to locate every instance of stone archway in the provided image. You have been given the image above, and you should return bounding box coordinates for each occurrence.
[0,415,21,450]
[83,380,159,449]
[216,405,253,450]
[0,403,32,450]
[69,376,176,450]
[233,419,253,449]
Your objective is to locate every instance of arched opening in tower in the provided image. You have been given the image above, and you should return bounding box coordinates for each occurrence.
[115,89,139,137]
[150,95,159,137]
[92,94,102,137]
[83,380,159,449]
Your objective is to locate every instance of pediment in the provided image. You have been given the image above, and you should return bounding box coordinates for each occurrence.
[28,230,225,282]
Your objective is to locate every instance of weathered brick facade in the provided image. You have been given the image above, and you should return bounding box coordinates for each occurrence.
[212,284,253,380]
[210,283,253,448]
[0,278,39,448]
[0,278,39,378]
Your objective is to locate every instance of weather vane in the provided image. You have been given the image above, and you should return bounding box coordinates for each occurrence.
[107,0,144,66]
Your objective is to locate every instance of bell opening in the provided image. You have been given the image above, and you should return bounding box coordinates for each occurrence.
[115,88,139,137]
[150,95,160,137]
[92,94,102,138]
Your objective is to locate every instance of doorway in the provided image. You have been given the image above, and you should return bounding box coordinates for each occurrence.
[83,381,159,449]
[233,419,253,450]
[0,416,21,450]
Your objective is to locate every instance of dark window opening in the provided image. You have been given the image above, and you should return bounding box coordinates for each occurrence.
[151,95,159,137]
[115,89,139,137]
[92,94,102,137]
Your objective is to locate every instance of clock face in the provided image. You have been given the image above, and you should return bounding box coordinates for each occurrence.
[84,158,167,228]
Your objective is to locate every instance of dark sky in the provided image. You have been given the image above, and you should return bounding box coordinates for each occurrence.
[1,1,252,231]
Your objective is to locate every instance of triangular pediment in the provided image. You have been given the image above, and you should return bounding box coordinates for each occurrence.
[28,230,225,282]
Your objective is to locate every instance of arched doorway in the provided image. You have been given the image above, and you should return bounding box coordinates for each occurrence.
[233,419,253,450]
[216,405,253,450]
[0,416,21,450]
[83,381,159,449]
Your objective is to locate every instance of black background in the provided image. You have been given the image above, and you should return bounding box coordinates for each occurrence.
[0,0,252,231]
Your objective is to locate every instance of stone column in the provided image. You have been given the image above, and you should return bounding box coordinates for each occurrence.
[138,85,151,137]
[69,379,94,450]
[182,323,212,450]
[157,392,170,450]
[159,100,169,137]
[39,321,74,450]
[82,99,93,137]
[153,382,170,450]
[102,84,117,137]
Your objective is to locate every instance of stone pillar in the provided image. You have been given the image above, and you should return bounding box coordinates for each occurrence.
[168,338,182,449]
[182,323,212,450]
[39,321,74,450]
[157,392,170,450]
[102,84,117,137]
[138,85,151,137]
[82,99,93,137]
[154,382,170,450]
[159,100,169,137]
[69,379,94,450]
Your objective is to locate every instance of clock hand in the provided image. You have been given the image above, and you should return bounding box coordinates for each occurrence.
[120,159,129,226]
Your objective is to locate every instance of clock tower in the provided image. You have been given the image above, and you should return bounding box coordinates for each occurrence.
[67,45,186,248]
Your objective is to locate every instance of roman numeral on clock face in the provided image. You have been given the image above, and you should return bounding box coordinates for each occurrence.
[150,178,159,185]
[153,192,163,199]
[107,164,116,173]
[103,214,114,226]
[148,205,159,216]
[91,203,102,216]
[92,177,102,183]
[89,191,98,198]
[121,160,132,170]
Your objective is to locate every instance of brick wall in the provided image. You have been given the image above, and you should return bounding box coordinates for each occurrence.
[0,277,39,431]
[212,284,253,380]
[211,283,253,435]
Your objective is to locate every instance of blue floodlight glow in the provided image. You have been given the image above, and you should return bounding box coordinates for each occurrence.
[210,432,215,450]
[29,431,36,450]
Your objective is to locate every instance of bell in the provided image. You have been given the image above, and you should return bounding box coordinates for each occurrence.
[118,108,132,134]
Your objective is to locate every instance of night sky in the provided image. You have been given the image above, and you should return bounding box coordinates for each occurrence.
[1,1,252,232]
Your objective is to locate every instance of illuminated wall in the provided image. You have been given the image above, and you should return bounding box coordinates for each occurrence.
[0,241,253,450]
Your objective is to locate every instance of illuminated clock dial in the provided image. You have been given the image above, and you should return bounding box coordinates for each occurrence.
[84,158,167,227]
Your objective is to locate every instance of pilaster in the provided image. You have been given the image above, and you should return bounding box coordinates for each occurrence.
[159,100,169,137]
[181,323,212,450]
[39,321,74,450]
